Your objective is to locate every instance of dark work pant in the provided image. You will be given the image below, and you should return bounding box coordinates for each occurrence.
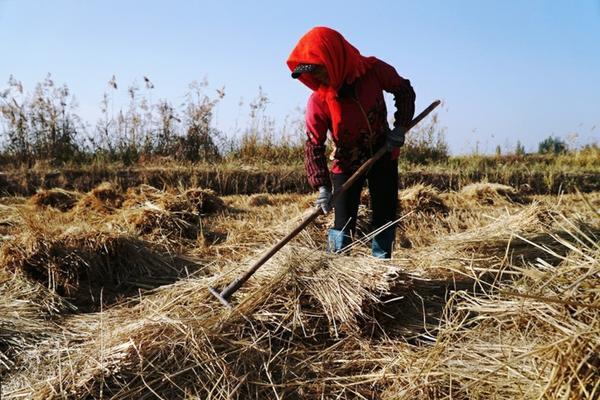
[331,153,398,235]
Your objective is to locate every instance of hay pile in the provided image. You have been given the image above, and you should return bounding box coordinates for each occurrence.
[0,221,196,310]
[28,188,81,212]
[407,204,557,277]
[399,184,448,214]
[385,216,600,399]
[172,188,226,214]
[0,269,74,371]
[74,182,124,214]
[247,193,275,207]
[123,185,225,215]
[127,203,200,241]
[121,184,166,208]
[460,182,525,205]
[5,247,411,399]
[124,186,225,243]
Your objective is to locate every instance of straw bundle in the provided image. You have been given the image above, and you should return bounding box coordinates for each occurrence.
[460,182,524,205]
[399,184,448,214]
[121,184,166,208]
[0,196,26,206]
[28,188,82,212]
[247,193,275,207]
[127,204,198,240]
[5,247,412,399]
[0,269,74,371]
[0,204,22,237]
[435,203,548,249]
[122,187,225,244]
[164,188,226,215]
[0,225,194,310]
[73,182,124,214]
[243,193,313,209]
[246,246,401,333]
[385,216,600,399]
[405,204,559,278]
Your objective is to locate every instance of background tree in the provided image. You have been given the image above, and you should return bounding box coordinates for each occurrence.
[538,135,567,154]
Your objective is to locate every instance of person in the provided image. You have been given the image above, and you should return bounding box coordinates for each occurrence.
[287,26,415,258]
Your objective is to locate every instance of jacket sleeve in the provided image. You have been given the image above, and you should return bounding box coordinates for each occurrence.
[304,93,331,189]
[374,59,416,129]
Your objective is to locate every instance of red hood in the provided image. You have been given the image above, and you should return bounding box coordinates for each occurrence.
[287,26,375,92]
[287,27,376,134]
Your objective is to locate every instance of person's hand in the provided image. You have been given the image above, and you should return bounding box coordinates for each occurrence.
[316,186,332,213]
[386,126,406,150]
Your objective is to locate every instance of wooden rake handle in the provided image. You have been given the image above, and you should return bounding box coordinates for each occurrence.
[209,100,441,307]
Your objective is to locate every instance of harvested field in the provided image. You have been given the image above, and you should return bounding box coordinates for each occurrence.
[0,182,598,399]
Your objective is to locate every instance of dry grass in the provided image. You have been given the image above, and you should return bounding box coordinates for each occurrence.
[122,187,225,248]
[0,182,598,399]
[0,199,203,311]
[384,216,600,399]
[0,268,74,371]
[74,182,125,214]
[3,245,433,399]
[460,181,526,205]
[28,188,82,212]
[399,184,448,214]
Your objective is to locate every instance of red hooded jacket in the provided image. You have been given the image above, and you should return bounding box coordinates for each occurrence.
[287,27,415,188]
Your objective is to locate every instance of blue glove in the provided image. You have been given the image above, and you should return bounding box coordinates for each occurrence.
[316,186,332,213]
[386,126,406,150]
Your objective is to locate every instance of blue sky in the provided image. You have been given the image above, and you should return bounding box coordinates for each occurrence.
[1,0,599,154]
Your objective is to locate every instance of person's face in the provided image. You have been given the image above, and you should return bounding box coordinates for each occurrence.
[311,65,329,86]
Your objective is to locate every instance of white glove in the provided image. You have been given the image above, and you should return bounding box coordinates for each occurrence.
[316,186,332,213]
